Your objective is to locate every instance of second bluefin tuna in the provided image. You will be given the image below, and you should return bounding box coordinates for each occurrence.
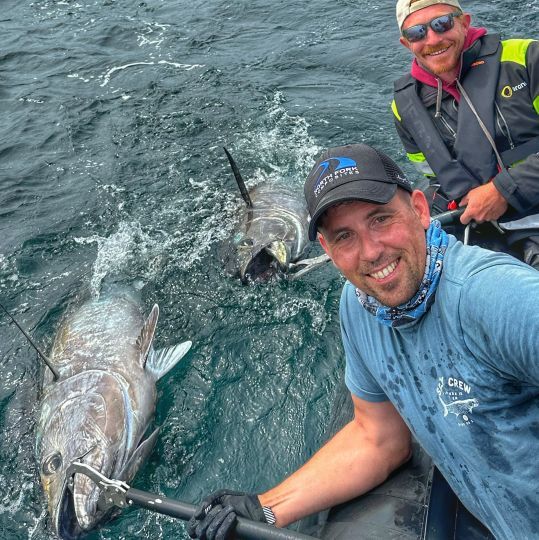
[36,284,191,539]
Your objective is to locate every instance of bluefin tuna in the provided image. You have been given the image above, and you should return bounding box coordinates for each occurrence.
[35,284,191,539]
[223,147,313,282]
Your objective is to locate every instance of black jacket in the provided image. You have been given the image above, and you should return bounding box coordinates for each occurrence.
[392,34,539,226]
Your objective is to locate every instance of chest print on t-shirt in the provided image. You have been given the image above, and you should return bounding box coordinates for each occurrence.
[436,376,479,426]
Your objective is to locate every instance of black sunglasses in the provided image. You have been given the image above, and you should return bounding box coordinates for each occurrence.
[402,11,462,43]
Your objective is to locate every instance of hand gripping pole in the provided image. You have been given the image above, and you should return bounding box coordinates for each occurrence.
[65,462,316,540]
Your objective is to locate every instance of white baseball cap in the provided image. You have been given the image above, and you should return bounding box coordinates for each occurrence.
[396,0,463,30]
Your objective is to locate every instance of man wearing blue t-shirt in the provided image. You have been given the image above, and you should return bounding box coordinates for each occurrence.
[188,143,539,540]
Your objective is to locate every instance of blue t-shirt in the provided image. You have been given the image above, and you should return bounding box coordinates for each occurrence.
[340,236,539,539]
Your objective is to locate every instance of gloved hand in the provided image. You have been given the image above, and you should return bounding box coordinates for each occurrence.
[187,489,266,540]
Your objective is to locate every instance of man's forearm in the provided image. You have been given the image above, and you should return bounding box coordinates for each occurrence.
[258,418,411,527]
[493,153,539,214]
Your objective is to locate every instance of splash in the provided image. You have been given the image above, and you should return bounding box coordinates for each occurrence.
[0,253,20,289]
[155,175,239,270]
[73,221,174,296]
[238,91,322,186]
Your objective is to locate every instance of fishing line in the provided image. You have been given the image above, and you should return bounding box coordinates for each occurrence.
[0,299,59,380]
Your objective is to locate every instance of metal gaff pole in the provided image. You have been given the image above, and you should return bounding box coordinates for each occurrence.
[126,487,317,540]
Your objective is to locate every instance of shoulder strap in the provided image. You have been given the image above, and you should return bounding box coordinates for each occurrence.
[394,77,482,200]
[453,35,503,183]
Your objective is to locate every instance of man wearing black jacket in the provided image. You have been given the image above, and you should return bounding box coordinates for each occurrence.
[392,0,539,266]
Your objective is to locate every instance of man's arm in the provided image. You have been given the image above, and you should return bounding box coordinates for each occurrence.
[187,395,411,539]
[463,40,539,223]
[459,181,508,224]
[258,394,411,527]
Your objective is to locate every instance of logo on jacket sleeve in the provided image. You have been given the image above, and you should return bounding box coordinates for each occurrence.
[437,376,479,426]
[501,81,528,98]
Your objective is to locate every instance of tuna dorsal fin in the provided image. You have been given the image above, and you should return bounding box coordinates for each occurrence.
[223,147,253,208]
[145,340,192,381]
[119,428,160,481]
[136,304,159,365]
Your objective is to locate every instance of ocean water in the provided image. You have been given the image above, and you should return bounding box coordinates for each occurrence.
[0,1,536,538]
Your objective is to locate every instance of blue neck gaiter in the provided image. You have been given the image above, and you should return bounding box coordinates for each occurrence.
[355,220,448,328]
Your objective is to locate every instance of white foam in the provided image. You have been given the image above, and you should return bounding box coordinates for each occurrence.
[100,61,204,87]
[274,297,328,335]
[155,176,238,270]
[67,73,92,83]
[134,20,171,48]
[0,253,20,288]
[236,91,322,187]
[28,507,49,539]
[0,478,34,515]
[73,221,174,296]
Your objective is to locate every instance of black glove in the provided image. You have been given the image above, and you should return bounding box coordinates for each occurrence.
[187,489,266,540]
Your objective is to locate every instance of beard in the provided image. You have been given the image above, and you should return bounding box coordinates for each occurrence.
[420,43,461,76]
[356,254,425,308]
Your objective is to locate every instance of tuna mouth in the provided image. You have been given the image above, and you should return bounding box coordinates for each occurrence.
[53,456,106,539]
[55,480,83,540]
[239,241,290,282]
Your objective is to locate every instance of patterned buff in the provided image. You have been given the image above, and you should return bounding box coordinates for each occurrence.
[356,220,448,327]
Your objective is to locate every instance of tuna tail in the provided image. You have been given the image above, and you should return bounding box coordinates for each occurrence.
[145,341,192,380]
[223,147,253,208]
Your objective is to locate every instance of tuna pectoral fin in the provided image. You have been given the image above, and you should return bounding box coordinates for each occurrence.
[136,304,159,365]
[145,340,192,380]
[120,428,160,481]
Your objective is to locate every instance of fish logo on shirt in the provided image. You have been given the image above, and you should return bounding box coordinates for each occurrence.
[437,376,479,426]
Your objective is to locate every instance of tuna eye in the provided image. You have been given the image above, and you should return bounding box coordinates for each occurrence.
[42,453,62,475]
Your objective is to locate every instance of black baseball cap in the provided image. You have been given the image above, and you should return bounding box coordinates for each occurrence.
[304,143,413,241]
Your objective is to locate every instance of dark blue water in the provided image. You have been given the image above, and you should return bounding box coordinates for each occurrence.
[0,1,536,538]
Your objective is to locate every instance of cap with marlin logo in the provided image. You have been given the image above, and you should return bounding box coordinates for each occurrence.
[304,143,413,241]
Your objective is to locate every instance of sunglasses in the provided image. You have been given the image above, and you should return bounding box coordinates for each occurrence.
[402,11,462,43]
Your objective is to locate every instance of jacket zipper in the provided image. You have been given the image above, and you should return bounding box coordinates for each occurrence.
[495,102,515,149]
[438,114,457,139]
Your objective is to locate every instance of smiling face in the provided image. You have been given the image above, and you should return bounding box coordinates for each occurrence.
[400,4,471,82]
[318,190,431,307]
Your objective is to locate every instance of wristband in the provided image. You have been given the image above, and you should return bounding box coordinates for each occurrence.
[262,506,276,525]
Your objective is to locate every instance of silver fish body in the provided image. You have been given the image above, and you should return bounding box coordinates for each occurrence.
[235,182,309,281]
[36,286,191,539]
